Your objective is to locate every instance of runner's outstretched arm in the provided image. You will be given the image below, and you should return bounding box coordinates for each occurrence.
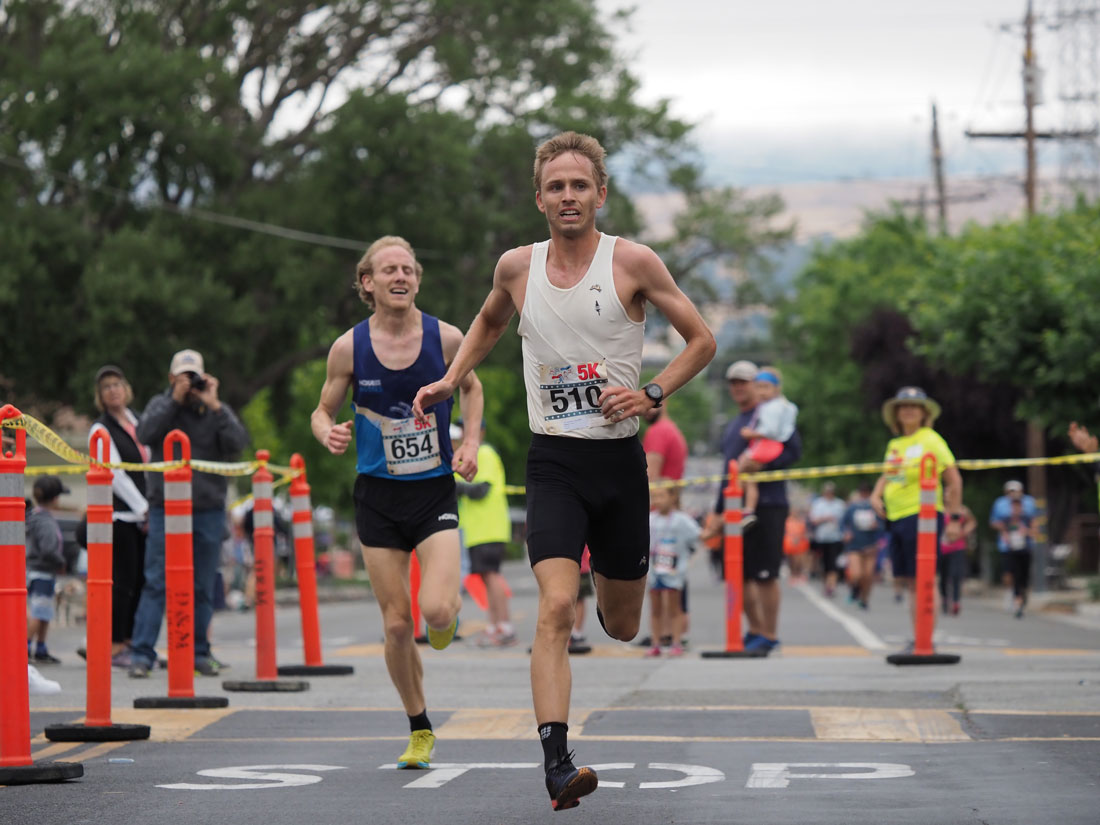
[413,250,522,420]
[438,320,486,482]
[597,242,716,421]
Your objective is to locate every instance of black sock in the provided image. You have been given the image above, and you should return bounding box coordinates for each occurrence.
[409,710,432,733]
[538,722,569,770]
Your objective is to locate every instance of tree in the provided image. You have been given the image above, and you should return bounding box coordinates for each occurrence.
[907,201,1100,432]
[0,0,697,415]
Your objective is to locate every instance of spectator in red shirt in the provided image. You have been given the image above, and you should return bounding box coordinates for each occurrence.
[643,406,687,482]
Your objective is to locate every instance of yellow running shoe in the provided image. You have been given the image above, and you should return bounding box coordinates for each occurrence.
[426,615,458,650]
[397,729,435,769]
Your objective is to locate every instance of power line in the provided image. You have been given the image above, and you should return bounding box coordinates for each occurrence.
[0,153,446,258]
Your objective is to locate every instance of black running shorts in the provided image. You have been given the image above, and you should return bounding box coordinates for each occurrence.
[353,473,458,552]
[468,542,506,574]
[525,434,650,581]
[742,504,787,582]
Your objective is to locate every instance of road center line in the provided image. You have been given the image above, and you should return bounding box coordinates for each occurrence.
[793,582,888,652]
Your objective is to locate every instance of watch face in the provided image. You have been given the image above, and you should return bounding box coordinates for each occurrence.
[646,384,662,400]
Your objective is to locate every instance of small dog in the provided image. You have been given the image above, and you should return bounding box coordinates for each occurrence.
[54,576,87,627]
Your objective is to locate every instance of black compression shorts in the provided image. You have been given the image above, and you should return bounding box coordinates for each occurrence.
[353,473,458,552]
[525,434,650,581]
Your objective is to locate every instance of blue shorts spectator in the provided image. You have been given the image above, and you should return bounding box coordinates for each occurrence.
[27,573,56,622]
[888,512,945,579]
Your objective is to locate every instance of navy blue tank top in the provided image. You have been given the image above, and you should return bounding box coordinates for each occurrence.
[352,313,454,480]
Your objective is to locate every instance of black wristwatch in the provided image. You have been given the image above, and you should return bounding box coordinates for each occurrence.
[642,382,664,408]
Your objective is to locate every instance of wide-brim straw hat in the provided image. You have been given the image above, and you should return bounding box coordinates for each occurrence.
[881,386,941,434]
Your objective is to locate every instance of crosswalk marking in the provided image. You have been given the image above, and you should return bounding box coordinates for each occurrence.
[809,708,970,742]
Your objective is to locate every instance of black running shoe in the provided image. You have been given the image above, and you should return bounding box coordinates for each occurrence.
[545,751,598,811]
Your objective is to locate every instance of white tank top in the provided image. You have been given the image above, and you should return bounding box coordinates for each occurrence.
[518,233,645,438]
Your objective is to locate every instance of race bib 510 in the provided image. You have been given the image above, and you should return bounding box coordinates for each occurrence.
[539,360,611,434]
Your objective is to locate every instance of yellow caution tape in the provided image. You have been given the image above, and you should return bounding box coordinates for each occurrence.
[4,413,303,482]
[227,473,297,512]
[9,413,1097,500]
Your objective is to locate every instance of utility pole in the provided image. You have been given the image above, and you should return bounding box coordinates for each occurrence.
[898,105,986,226]
[963,2,1079,587]
[931,103,949,234]
[1024,0,1039,216]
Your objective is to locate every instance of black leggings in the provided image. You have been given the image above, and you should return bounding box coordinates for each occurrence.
[1005,550,1032,598]
[812,541,843,576]
[938,551,966,604]
[112,521,146,643]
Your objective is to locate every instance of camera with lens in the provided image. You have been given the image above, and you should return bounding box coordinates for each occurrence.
[186,371,207,392]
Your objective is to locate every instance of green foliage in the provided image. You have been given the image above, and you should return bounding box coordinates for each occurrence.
[772,202,1100,550]
[654,185,796,306]
[907,202,1100,429]
[0,0,697,416]
[770,210,935,467]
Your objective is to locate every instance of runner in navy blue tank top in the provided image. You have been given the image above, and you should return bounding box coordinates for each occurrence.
[311,235,483,771]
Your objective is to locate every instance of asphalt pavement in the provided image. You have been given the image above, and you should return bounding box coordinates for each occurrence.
[6,556,1099,824]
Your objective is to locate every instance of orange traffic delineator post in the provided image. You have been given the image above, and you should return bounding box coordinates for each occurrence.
[135,430,228,708]
[0,405,82,784]
[45,430,149,742]
[224,451,308,692]
[887,452,961,666]
[702,460,765,659]
[277,454,352,677]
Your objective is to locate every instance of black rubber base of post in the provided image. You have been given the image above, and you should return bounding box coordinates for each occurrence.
[0,761,84,784]
[886,652,962,666]
[221,679,310,692]
[44,723,151,742]
[567,644,592,655]
[134,695,230,708]
[277,664,354,676]
[700,649,768,659]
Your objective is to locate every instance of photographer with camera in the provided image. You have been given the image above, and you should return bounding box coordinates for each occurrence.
[128,349,249,678]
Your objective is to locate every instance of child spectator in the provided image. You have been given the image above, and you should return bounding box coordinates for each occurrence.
[646,486,700,658]
[738,368,798,529]
[939,504,976,616]
[841,482,885,609]
[26,475,69,664]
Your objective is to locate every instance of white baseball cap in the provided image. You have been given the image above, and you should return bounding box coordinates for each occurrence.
[169,349,205,376]
[724,360,758,382]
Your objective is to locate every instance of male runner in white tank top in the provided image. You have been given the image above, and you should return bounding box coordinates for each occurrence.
[413,132,714,811]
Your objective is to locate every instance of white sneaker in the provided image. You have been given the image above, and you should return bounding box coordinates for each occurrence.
[28,664,61,695]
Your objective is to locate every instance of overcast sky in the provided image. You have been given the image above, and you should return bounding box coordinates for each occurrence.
[599,0,1081,184]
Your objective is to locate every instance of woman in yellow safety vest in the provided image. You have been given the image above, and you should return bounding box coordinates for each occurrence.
[869,386,963,650]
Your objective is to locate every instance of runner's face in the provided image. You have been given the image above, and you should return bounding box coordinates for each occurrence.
[363,246,419,310]
[536,152,607,237]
